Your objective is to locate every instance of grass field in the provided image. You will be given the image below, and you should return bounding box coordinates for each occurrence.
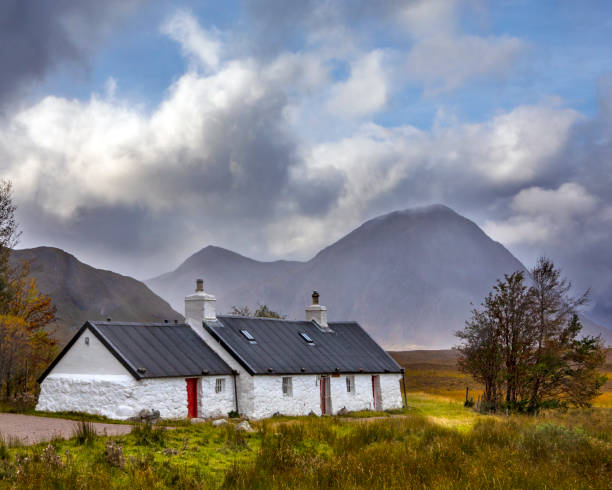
[0,349,610,488]
[389,348,612,407]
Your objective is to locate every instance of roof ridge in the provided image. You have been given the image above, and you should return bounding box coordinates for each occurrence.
[217,315,310,323]
[91,321,188,327]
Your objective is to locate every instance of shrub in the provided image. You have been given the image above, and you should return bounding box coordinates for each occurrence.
[130,421,167,447]
[72,420,97,445]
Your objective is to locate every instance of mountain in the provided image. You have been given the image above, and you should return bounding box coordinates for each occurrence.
[148,204,611,348]
[11,247,180,343]
[147,246,302,312]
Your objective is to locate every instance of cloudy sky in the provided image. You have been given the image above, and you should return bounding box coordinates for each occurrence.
[1,1,611,323]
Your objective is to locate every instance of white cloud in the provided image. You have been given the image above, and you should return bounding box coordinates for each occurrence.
[511,182,597,217]
[267,102,579,256]
[161,10,221,71]
[483,183,601,246]
[326,50,389,118]
[406,34,524,94]
[397,0,524,93]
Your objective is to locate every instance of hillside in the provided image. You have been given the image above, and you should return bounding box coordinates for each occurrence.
[146,205,612,349]
[11,247,180,343]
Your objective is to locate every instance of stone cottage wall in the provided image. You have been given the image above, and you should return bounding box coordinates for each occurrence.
[37,374,236,420]
[248,372,403,419]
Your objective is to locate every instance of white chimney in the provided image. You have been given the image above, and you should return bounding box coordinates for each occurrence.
[185,279,217,322]
[305,290,328,327]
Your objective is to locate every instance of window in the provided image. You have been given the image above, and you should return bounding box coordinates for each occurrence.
[346,375,355,394]
[215,378,226,393]
[282,377,293,397]
[299,332,315,344]
[240,329,257,344]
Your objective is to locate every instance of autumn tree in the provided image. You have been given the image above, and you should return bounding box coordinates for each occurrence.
[0,180,57,400]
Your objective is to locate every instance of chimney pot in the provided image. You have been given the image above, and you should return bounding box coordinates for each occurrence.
[305,290,328,328]
[185,279,217,323]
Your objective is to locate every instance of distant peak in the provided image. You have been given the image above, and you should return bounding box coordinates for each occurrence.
[396,204,456,216]
[369,204,459,224]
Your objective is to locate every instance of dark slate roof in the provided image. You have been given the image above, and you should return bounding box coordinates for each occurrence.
[204,316,402,375]
[39,321,233,382]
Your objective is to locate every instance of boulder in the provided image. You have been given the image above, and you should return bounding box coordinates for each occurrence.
[136,409,160,423]
[212,418,228,427]
[190,418,207,424]
[235,421,255,433]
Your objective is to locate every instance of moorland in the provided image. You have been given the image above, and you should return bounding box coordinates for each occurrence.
[0,349,610,489]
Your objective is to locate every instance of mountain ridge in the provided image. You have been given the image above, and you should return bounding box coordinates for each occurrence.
[10,246,181,343]
[146,204,612,348]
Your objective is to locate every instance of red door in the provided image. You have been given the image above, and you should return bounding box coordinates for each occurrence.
[186,378,198,418]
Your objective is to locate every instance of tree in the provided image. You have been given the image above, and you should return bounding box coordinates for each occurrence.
[456,258,607,413]
[0,180,57,400]
[0,180,21,312]
[457,271,532,410]
[229,304,285,319]
[456,308,503,409]
[526,258,592,411]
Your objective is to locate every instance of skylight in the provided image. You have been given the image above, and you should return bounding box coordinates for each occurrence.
[299,332,314,344]
[240,329,256,343]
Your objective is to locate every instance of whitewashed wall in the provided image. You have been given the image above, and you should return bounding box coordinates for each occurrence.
[37,375,187,419]
[248,373,403,418]
[37,374,237,420]
[379,373,403,410]
[50,328,129,376]
[251,375,321,418]
[331,374,373,412]
[199,375,235,417]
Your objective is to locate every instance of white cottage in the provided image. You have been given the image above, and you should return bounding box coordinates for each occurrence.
[37,281,404,419]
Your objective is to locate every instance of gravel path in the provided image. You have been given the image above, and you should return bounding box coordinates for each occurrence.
[0,413,132,445]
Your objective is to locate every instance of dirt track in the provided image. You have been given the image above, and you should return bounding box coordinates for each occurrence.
[0,413,132,445]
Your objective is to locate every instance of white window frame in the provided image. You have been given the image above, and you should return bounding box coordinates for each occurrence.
[215,378,226,394]
[282,376,293,397]
[346,375,355,394]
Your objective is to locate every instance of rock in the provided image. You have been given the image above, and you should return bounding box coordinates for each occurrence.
[212,419,228,427]
[337,407,349,416]
[235,421,254,433]
[136,409,160,423]
[308,411,317,416]
[104,441,125,468]
[162,448,179,455]
[190,418,207,424]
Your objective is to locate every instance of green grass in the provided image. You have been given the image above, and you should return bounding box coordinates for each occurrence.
[0,349,609,487]
[0,403,609,489]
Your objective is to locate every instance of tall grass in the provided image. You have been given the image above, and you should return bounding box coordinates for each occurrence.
[0,403,609,489]
[224,413,611,489]
[72,420,97,445]
[130,421,167,447]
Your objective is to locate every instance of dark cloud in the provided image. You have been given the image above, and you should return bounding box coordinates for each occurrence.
[0,0,140,110]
